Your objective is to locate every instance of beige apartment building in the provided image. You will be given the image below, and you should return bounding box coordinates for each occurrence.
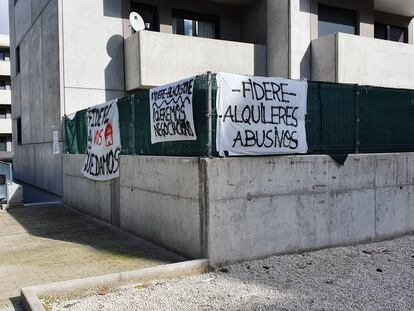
[8,0,414,196]
[0,34,12,161]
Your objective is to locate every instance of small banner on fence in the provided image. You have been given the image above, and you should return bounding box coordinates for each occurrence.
[83,99,121,181]
[150,77,197,144]
[216,72,308,156]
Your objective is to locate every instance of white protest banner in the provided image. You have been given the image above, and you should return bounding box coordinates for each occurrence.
[83,99,121,181]
[216,72,308,156]
[150,77,197,144]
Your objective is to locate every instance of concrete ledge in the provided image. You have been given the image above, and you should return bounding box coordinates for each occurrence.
[21,259,210,311]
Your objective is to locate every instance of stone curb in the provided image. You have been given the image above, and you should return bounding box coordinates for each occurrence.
[21,259,210,311]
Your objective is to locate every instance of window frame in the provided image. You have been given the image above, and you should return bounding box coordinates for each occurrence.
[375,22,408,43]
[318,4,359,38]
[172,9,220,39]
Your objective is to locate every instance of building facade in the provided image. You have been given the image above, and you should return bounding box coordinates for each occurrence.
[0,34,12,161]
[8,0,414,195]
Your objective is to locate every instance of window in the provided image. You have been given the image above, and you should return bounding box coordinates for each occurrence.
[0,50,4,61]
[0,78,10,90]
[131,2,159,32]
[375,23,408,43]
[172,10,219,39]
[0,138,6,152]
[0,108,6,119]
[318,4,357,38]
[15,46,20,74]
[17,118,22,144]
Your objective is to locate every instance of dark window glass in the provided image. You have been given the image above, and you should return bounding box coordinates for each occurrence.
[0,108,6,119]
[318,4,357,38]
[17,118,22,144]
[374,23,387,40]
[0,81,5,90]
[0,50,4,61]
[16,46,20,74]
[375,23,408,43]
[0,138,6,152]
[131,2,159,32]
[390,26,407,42]
[172,10,219,39]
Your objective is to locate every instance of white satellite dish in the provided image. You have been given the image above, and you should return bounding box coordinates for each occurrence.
[129,12,146,32]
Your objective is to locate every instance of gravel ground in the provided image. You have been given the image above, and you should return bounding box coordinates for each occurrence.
[47,235,414,311]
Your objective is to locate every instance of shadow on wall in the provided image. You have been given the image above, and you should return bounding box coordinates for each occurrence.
[105,34,125,102]
[299,0,313,13]
[300,44,312,80]
[254,44,267,76]
[103,0,126,102]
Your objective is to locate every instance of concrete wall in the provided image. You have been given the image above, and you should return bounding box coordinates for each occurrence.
[62,155,204,259]
[10,0,127,195]
[9,0,63,195]
[119,156,204,259]
[267,0,414,81]
[62,154,114,223]
[0,90,11,106]
[62,152,414,265]
[125,30,267,90]
[206,153,414,265]
[0,119,12,134]
[61,0,125,115]
[0,34,10,47]
[0,61,11,76]
[312,33,414,89]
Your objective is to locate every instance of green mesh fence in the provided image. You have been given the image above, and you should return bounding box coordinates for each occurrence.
[65,75,414,160]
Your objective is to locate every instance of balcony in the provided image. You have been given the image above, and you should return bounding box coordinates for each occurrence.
[312,33,414,90]
[0,90,11,106]
[0,61,10,76]
[0,119,12,134]
[125,31,266,90]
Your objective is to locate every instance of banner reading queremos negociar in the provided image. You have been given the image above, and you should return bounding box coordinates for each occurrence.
[83,99,121,181]
[216,72,308,156]
[150,77,197,144]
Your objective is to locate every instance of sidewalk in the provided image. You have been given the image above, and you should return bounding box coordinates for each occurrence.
[0,204,184,310]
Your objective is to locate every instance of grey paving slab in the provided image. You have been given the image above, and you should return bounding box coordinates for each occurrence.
[0,204,184,310]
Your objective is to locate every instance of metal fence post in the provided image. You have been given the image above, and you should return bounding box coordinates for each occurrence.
[130,94,135,154]
[207,71,213,158]
[355,87,360,154]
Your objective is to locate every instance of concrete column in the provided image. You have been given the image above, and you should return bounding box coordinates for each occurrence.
[289,0,314,79]
[267,0,290,78]
[409,18,414,45]
[358,0,375,38]
[267,0,315,80]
